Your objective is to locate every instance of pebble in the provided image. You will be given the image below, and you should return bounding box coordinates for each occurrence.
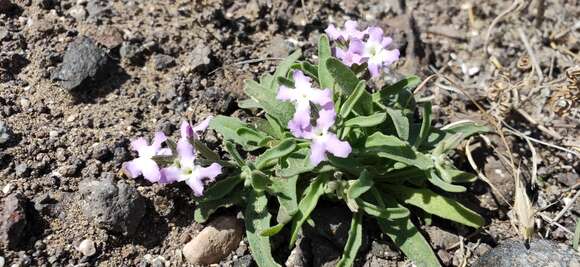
[152,54,176,71]
[0,193,29,249]
[15,163,30,177]
[182,216,243,265]
[51,36,109,91]
[0,121,11,144]
[78,178,145,235]
[69,5,87,21]
[185,43,211,72]
[76,239,97,257]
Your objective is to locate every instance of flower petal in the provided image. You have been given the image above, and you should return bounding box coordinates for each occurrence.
[192,117,212,135]
[292,70,311,90]
[324,133,352,158]
[197,163,222,182]
[185,177,205,197]
[123,159,142,178]
[309,140,327,166]
[310,88,333,106]
[130,137,148,154]
[325,24,342,40]
[160,166,181,184]
[180,121,193,139]
[177,138,196,166]
[367,27,384,43]
[288,108,312,138]
[139,158,162,183]
[316,105,337,131]
[368,63,380,77]
[277,85,295,101]
[152,132,167,150]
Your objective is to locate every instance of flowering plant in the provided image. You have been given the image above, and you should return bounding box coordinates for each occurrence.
[124,21,488,267]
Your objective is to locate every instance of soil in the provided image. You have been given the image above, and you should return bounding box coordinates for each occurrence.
[0,0,579,266]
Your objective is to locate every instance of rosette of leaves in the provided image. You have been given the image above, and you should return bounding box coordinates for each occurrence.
[196,35,488,267]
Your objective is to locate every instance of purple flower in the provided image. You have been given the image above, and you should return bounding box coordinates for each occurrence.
[277,70,332,136]
[335,39,364,67]
[289,104,352,166]
[124,132,172,183]
[161,118,222,196]
[325,20,366,41]
[361,27,400,77]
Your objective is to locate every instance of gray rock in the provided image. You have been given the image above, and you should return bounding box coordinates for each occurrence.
[78,178,145,235]
[0,193,29,249]
[0,121,11,144]
[185,43,211,72]
[152,54,175,71]
[473,239,580,267]
[15,163,30,177]
[85,0,111,21]
[51,36,109,91]
[76,239,96,257]
[68,5,87,21]
[182,216,243,265]
[232,255,253,267]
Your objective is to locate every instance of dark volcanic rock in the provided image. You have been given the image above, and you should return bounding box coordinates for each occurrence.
[78,178,145,236]
[0,0,13,13]
[473,239,580,267]
[51,36,109,91]
[0,193,29,249]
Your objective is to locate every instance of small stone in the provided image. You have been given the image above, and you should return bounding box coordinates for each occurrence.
[0,193,29,249]
[152,54,176,71]
[76,239,96,257]
[69,5,87,21]
[233,255,253,267]
[185,43,211,72]
[15,163,30,177]
[95,27,124,49]
[182,216,243,265]
[0,256,5,267]
[473,239,580,267]
[79,178,145,235]
[0,121,11,144]
[51,36,109,91]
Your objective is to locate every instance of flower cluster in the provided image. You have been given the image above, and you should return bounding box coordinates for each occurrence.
[326,20,400,77]
[123,118,222,196]
[277,70,352,165]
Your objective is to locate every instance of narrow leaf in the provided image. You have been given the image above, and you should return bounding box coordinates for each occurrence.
[256,139,297,170]
[340,80,366,118]
[245,190,281,267]
[386,107,410,141]
[336,212,363,267]
[390,185,485,228]
[415,102,432,148]
[200,175,243,202]
[344,113,387,128]
[365,132,433,170]
[289,175,327,246]
[318,34,333,90]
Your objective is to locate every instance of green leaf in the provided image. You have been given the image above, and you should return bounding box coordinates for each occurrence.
[378,217,441,267]
[347,170,373,200]
[344,113,387,128]
[441,120,489,137]
[250,170,271,191]
[200,175,243,202]
[265,114,285,139]
[372,75,421,103]
[194,190,243,223]
[238,98,261,109]
[415,102,432,148]
[358,199,410,220]
[224,141,244,166]
[245,190,281,267]
[427,170,467,192]
[318,34,334,90]
[365,132,433,170]
[151,155,174,166]
[336,212,363,267]
[271,50,302,90]
[271,175,299,218]
[292,61,319,79]
[326,58,359,96]
[289,175,327,246]
[193,139,220,161]
[245,79,295,125]
[439,167,477,183]
[391,185,485,228]
[256,139,296,170]
[237,126,268,147]
[278,148,316,177]
[210,116,260,150]
[386,107,410,141]
[339,80,366,119]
